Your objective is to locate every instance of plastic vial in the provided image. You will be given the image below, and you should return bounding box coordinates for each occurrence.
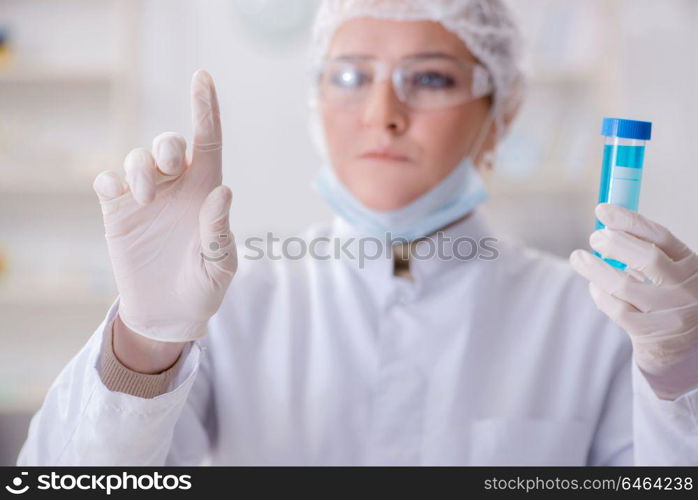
[595,117,652,270]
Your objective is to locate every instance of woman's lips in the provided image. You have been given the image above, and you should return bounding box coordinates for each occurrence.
[359,149,410,162]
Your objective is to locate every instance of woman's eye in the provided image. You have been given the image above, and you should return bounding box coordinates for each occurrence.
[330,69,369,88]
[412,72,455,89]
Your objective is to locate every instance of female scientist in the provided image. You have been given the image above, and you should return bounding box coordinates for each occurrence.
[18,0,698,465]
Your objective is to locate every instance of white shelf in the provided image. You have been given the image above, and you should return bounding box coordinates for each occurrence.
[0,184,97,197]
[0,164,115,197]
[0,66,120,84]
[0,288,115,307]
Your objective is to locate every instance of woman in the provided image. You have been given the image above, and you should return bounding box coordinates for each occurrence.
[18,0,698,465]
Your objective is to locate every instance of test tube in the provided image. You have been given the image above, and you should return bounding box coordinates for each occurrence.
[595,117,652,270]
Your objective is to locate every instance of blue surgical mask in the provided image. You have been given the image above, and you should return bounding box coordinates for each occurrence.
[311,155,489,241]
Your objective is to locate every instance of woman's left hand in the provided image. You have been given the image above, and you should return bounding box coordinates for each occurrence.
[570,203,698,401]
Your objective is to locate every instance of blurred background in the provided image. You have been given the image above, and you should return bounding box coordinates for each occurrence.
[1,0,697,464]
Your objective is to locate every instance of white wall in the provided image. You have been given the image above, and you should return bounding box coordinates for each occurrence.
[138,0,330,241]
[616,0,698,250]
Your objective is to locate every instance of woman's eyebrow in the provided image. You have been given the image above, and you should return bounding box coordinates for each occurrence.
[405,51,459,59]
[330,51,463,61]
[331,53,375,60]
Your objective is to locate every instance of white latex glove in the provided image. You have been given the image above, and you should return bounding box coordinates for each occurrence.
[570,203,698,400]
[92,70,237,342]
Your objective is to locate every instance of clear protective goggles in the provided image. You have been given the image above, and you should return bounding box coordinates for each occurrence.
[315,54,494,111]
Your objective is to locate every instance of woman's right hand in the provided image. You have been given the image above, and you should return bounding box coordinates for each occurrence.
[93,70,238,357]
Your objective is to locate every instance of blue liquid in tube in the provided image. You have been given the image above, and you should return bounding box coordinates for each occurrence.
[595,144,646,269]
[594,117,651,270]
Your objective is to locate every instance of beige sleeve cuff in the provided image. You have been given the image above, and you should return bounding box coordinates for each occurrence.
[99,318,187,399]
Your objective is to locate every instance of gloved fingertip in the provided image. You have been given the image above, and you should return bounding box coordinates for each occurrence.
[199,185,232,230]
[596,203,630,227]
[93,171,125,201]
[191,69,217,110]
[589,229,608,249]
[155,139,186,175]
[595,203,611,220]
[571,249,596,274]
[212,184,232,208]
[192,68,213,87]
[219,185,233,210]
[569,249,583,265]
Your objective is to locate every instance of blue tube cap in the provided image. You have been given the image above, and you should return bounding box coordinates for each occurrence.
[601,117,652,140]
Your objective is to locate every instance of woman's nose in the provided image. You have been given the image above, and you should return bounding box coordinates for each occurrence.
[360,79,408,134]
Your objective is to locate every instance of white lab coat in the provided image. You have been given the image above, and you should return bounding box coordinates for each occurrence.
[17,209,698,465]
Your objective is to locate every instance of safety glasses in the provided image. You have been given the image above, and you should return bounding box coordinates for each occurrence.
[315,54,493,111]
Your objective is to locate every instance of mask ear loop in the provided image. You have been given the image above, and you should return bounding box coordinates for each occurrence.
[466,106,497,170]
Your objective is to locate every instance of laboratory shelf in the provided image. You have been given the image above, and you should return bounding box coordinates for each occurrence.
[0,185,97,197]
[0,67,120,84]
[0,289,114,308]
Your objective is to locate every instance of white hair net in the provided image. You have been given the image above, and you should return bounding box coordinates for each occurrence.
[307,0,528,161]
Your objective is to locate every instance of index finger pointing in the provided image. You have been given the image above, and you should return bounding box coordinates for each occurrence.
[190,69,222,168]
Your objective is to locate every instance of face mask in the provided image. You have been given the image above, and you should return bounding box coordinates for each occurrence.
[311,154,489,242]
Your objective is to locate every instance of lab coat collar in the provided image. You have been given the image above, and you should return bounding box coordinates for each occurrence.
[330,207,497,283]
